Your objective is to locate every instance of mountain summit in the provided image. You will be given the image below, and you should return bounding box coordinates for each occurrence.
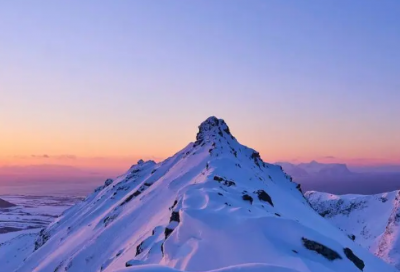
[196,116,233,141]
[0,117,396,272]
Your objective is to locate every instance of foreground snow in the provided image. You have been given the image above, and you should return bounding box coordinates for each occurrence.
[116,263,301,272]
[1,117,396,272]
[306,190,400,270]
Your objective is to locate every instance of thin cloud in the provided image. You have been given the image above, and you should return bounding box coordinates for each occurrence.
[55,155,77,160]
[31,154,50,159]
[322,156,336,159]
[29,154,77,160]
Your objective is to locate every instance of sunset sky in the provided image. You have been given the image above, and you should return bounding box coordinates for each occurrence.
[1,1,400,180]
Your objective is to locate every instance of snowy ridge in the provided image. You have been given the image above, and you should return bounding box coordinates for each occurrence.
[0,117,396,272]
[306,190,400,270]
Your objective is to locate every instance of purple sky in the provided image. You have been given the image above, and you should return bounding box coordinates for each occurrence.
[1,1,399,193]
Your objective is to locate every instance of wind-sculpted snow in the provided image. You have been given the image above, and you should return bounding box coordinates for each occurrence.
[1,117,397,272]
[116,263,302,272]
[306,190,400,270]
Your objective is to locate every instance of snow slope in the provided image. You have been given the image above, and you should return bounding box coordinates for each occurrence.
[306,190,400,270]
[1,117,396,272]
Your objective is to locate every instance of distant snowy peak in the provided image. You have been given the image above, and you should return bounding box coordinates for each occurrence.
[277,161,352,178]
[275,162,309,178]
[1,117,397,272]
[306,190,400,270]
[298,161,351,175]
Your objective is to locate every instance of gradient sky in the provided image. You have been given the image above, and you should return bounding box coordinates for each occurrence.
[1,1,400,177]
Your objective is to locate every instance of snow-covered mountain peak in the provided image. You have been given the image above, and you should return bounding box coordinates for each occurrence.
[195,116,235,145]
[1,117,397,272]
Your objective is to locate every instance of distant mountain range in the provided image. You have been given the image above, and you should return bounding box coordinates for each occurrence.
[277,161,400,195]
[276,161,353,178]
[0,198,15,208]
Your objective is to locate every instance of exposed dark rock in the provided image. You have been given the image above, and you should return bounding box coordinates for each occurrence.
[170,211,180,223]
[214,176,224,182]
[296,184,303,193]
[251,151,261,160]
[292,250,298,254]
[151,169,156,174]
[218,193,223,196]
[195,117,231,144]
[275,213,281,217]
[135,241,144,256]
[34,229,50,251]
[169,200,178,210]
[213,176,236,187]
[319,211,331,218]
[126,259,141,267]
[103,213,118,227]
[104,179,114,186]
[255,190,274,207]
[348,234,356,241]
[344,248,365,271]
[251,152,261,167]
[165,228,174,239]
[242,194,253,205]
[120,191,141,206]
[53,261,65,272]
[301,237,342,261]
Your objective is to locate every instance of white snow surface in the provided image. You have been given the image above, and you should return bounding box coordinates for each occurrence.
[1,117,396,272]
[306,190,400,270]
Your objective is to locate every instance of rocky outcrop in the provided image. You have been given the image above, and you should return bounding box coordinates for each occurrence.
[344,248,365,271]
[302,237,342,261]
